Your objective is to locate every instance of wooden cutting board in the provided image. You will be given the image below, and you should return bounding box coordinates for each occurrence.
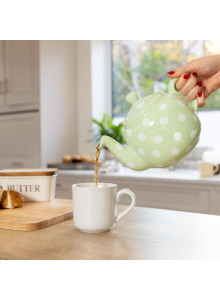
[0,199,73,231]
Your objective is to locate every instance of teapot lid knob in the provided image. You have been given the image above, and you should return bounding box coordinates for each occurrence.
[126,91,140,105]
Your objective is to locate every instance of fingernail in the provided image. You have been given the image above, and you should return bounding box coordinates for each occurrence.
[197,81,202,87]
[198,90,202,97]
[183,73,190,79]
[192,72,197,77]
[167,71,175,75]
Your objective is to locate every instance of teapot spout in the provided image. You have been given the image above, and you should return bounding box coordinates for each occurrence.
[99,135,149,171]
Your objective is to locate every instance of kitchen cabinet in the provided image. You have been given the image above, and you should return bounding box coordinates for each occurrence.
[0,112,40,168]
[0,40,77,169]
[0,40,39,113]
[55,170,220,215]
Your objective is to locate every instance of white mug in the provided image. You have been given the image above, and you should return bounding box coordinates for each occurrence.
[72,183,136,233]
[199,162,219,177]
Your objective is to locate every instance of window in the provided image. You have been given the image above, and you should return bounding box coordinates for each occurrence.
[111,40,220,118]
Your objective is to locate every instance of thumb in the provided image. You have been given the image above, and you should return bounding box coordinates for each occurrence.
[167,60,199,78]
[202,70,220,97]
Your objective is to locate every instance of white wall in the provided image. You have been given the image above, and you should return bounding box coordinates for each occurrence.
[75,40,93,156]
[39,40,111,163]
[39,40,77,167]
[76,40,112,156]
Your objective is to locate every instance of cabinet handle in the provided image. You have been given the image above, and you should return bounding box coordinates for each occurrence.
[4,79,9,94]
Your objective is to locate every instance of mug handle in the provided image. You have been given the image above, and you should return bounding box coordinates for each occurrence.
[116,188,136,223]
[213,164,219,174]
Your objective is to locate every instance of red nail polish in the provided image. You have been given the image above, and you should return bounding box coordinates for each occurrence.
[198,91,202,97]
[183,73,190,79]
[197,81,202,87]
[192,72,197,77]
[167,71,175,75]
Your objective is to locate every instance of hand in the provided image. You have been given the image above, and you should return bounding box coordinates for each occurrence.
[167,54,220,107]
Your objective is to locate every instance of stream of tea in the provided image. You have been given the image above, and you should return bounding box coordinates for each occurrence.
[94,144,100,187]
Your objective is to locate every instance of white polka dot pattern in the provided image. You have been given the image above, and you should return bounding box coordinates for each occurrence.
[127,162,135,168]
[160,117,168,126]
[173,132,182,141]
[138,148,145,155]
[152,150,160,158]
[190,130,196,138]
[171,148,180,156]
[154,135,163,144]
[178,113,186,122]
[178,100,184,107]
[116,144,123,150]
[138,133,146,141]
[121,91,200,170]
[142,118,150,126]
[159,104,167,110]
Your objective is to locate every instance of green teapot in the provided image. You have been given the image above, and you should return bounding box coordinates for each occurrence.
[99,79,201,171]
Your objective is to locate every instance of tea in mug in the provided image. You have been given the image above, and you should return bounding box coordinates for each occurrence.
[94,144,100,187]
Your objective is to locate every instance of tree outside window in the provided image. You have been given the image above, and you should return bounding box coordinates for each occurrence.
[112,40,220,117]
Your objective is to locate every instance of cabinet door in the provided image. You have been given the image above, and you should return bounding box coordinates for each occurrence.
[0,41,4,108]
[0,112,40,168]
[4,41,39,111]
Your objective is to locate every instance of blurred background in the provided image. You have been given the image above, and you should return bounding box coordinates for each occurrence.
[1,40,220,215]
[112,40,220,117]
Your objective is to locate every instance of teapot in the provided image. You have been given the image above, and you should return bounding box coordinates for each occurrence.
[99,79,201,171]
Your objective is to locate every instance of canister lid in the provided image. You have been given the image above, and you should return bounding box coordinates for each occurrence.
[0,168,58,177]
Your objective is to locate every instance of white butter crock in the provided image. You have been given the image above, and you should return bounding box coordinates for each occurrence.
[0,169,58,202]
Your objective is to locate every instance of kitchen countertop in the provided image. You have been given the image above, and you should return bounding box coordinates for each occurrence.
[58,167,220,185]
[1,202,220,259]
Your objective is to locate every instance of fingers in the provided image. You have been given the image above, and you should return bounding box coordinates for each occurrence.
[184,85,205,107]
[176,72,197,91]
[184,84,200,102]
[167,60,199,78]
[179,72,198,96]
[172,71,206,107]
[175,72,201,100]
[175,73,190,90]
[197,90,206,107]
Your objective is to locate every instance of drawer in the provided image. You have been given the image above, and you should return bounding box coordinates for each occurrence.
[55,179,72,199]
[116,181,211,214]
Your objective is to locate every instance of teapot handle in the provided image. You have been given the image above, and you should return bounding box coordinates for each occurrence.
[168,79,198,112]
